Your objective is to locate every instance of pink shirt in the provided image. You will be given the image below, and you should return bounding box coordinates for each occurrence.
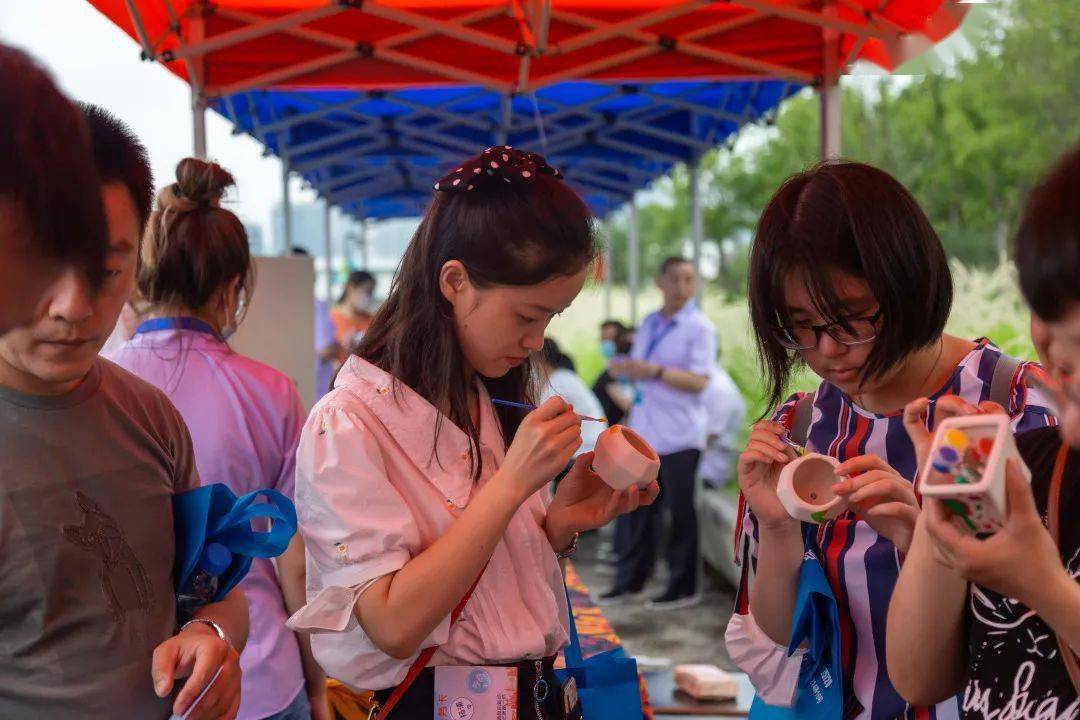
[287,356,569,692]
[107,329,306,719]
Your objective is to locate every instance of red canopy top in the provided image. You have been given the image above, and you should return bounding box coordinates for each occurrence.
[87,0,966,96]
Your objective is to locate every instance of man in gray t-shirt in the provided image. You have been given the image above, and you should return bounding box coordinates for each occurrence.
[0,359,200,718]
[0,106,248,718]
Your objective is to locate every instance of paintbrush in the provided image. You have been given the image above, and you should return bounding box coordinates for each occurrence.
[779,434,806,456]
[491,398,607,423]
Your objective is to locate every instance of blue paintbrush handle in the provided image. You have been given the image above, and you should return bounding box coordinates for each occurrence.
[491,398,606,423]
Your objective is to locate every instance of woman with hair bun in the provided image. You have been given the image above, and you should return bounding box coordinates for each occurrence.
[108,158,327,720]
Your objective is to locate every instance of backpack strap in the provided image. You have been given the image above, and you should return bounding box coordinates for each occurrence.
[989,352,1023,411]
[789,391,816,447]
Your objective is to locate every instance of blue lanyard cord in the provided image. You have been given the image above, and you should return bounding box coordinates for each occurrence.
[644,315,678,361]
[134,317,221,339]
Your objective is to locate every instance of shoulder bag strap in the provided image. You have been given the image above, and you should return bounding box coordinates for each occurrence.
[790,391,816,447]
[989,353,1023,410]
[375,563,488,720]
[1047,443,1080,693]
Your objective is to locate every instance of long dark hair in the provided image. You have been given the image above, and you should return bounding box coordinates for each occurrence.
[748,161,953,413]
[358,161,596,478]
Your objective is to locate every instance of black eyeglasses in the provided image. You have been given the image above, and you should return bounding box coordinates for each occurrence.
[772,310,883,351]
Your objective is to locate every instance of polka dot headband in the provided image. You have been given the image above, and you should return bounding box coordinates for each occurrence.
[433,145,563,193]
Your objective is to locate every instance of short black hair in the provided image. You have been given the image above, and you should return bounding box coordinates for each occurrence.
[348,270,376,288]
[659,256,693,276]
[0,45,107,284]
[748,161,952,412]
[291,246,311,256]
[81,104,153,232]
[601,319,626,332]
[1014,144,1080,322]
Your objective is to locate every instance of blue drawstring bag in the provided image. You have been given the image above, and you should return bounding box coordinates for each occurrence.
[555,588,644,719]
[173,484,297,602]
[749,526,845,720]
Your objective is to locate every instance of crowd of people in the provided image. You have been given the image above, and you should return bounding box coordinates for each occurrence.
[0,40,1077,720]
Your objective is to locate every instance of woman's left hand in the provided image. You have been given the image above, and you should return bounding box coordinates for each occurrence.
[833,454,920,554]
[546,452,660,550]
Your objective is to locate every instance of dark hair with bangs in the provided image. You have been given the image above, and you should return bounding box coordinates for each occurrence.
[357,163,597,479]
[1014,143,1080,322]
[748,161,953,413]
[0,45,107,286]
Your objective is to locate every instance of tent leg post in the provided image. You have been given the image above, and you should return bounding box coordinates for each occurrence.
[819,0,841,161]
[282,164,293,256]
[628,198,640,326]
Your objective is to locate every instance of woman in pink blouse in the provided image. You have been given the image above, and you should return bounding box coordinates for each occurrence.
[287,147,658,719]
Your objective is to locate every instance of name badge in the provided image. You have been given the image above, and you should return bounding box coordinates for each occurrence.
[434,666,518,720]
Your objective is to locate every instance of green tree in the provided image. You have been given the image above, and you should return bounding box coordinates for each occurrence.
[606,0,1080,282]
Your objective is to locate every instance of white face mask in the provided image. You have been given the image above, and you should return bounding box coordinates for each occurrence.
[220,287,246,341]
[351,292,373,314]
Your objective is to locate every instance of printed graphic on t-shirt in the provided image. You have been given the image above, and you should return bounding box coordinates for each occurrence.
[63,491,153,622]
[963,546,1080,720]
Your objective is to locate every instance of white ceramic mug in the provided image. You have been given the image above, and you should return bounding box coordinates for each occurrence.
[592,425,660,491]
[776,453,847,524]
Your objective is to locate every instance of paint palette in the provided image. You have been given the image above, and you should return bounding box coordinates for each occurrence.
[918,414,1031,535]
[776,453,847,524]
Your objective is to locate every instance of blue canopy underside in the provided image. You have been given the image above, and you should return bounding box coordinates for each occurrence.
[213,79,800,219]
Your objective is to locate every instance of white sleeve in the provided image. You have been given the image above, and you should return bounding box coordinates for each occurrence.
[287,404,436,635]
[725,611,806,707]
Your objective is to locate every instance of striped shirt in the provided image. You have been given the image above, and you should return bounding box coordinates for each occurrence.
[730,339,1057,720]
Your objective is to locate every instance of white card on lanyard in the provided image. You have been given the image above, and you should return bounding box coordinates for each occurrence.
[434,666,518,720]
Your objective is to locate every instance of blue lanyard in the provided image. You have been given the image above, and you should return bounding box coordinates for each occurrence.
[134,317,221,339]
[644,314,678,361]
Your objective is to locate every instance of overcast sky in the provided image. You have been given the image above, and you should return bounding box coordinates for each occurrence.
[0,0,319,245]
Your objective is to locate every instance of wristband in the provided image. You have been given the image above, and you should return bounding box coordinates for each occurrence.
[556,532,580,559]
[180,618,232,651]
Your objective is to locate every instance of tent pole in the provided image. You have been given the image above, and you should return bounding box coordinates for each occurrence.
[192,93,207,160]
[360,218,369,270]
[689,160,703,301]
[819,0,841,161]
[190,7,207,159]
[628,198,640,326]
[604,230,613,320]
[323,201,333,300]
[498,94,512,146]
[282,163,293,256]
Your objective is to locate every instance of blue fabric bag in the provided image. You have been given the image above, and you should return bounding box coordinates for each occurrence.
[555,588,644,719]
[749,526,844,720]
[173,483,297,601]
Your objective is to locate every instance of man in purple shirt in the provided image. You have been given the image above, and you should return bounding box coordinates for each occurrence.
[601,257,717,609]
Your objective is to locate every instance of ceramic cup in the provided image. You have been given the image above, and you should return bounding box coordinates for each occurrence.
[776,453,847,524]
[592,425,661,491]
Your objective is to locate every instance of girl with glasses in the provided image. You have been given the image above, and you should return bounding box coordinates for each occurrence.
[726,161,1057,720]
